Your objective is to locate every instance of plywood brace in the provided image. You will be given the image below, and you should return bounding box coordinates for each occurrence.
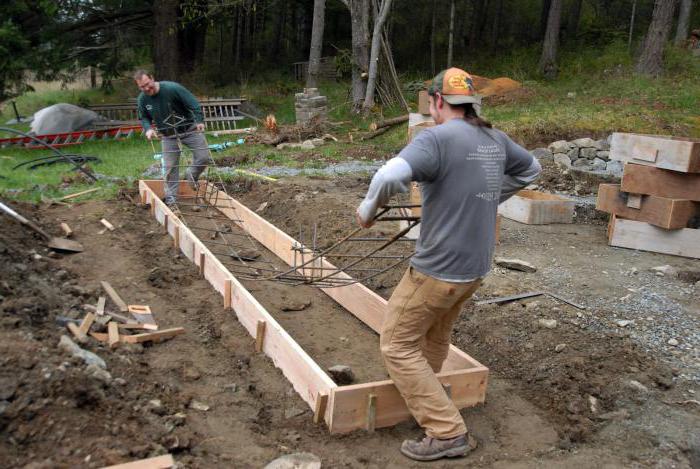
[138,179,488,434]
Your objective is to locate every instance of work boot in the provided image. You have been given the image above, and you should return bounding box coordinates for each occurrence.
[400,433,477,461]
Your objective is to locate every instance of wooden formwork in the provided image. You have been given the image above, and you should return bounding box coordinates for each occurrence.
[138,180,488,433]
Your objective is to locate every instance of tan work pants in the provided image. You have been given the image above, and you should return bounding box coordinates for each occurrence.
[380,266,481,439]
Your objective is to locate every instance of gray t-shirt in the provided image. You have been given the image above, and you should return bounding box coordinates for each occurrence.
[399,119,535,281]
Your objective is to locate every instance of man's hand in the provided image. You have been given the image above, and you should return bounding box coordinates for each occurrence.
[356,209,375,229]
[145,129,157,140]
[195,123,205,132]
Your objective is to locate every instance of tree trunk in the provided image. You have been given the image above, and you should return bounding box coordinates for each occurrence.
[568,0,583,38]
[430,0,437,74]
[178,0,208,74]
[628,0,637,50]
[674,0,692,45]
[490,0,503,50]
[363,0,393,112]
[307,0,326,88]
[348,0,370,112]
[153,0,180,80]
[469,0,485,48]
[234,5,243,70]
[447,0,455,67]
[636,0,678,77]
[540,0,551,39]
[539,0,562,79]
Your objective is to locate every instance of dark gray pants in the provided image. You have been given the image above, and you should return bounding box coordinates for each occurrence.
[161,129,210,202]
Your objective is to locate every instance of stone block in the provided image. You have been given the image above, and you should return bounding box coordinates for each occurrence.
[567,147,580,161]
[580,147,598,159]
[549,140,572,154]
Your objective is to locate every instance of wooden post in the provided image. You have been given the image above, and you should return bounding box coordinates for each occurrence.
[199,252,205,276]
[224,279,232,309]
[173,225,180,249]
[366,394,377,432]
[164,214,169,232]
[255,320,266,352]
[314,392,329,425]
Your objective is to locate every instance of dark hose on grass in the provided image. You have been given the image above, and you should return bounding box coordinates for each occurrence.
[0,127,97,182]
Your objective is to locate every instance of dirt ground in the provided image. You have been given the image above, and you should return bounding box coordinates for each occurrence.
[1,174,699,468]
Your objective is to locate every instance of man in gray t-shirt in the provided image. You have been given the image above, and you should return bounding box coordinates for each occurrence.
[356,68,540,462]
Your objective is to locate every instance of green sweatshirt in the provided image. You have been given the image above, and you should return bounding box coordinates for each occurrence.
[137,81,204,135]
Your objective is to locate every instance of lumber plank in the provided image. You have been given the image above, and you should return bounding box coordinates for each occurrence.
[101,281,128,312]
[138,181,336,412]
[621,163,700,202]
[78,312,95,336]
[498,190,575,224]
[90,331,108,342]
[67,323,87,343]
[328,367,488,434]
[626,194,642,209]
[610,133,700,173]
[202,182,483,373]
[96,296,106,316]
[120,327,185,344]
[609,218,700,259]
[108,321,120,349]
[596,184,698,229]
[101,454,175,469]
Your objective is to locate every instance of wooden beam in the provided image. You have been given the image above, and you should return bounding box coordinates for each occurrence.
[101,454,175,469]
[498,190,575,224]
[621,163,700,202]
[138,180,336,413]
[609,218,700,259]
[255,320,266,352]
[108,321,120,349]
[596,184,698,229]
[610,133,700,173]
[366,394,377,432]
[101,281,128,312]
[121,327,185,344]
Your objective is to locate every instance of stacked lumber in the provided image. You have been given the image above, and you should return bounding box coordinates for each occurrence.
[597,133,700,259]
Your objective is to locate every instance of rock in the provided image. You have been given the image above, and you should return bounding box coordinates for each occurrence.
[494,257,536,273]
[310,138,325,147]
[85,364,112,384]
[651,265,678,277]
[538,319,558,329]
[596,150,610,161]
[627,380,649,393]
[525,301,541,311]
[531,148,553,161]
[571,137,597,148]
[567,147,580,161]
[189,400,210,411]
[58,336,106,369]
[281,301,311,312]
[555,343,567,353]
[223,383,238,393]
[615,320,634,328]
[590,158,607,171]
[0,377,18,400]
[183,367,201,381]
[596,139,611,151]
[114,378,127,386]
[553,153,571,168]
[548,140,572,154]
[147,399,165,415]
[579,147,598,159]
[328,365,355,385]
[667,338,679,347]
[264,453,321,469]
[300,140,315,150]
[572,158,591,168]
[588,395,599,414]
[606,160,624,177]
[0,400,9,416]
[284,407,306,419]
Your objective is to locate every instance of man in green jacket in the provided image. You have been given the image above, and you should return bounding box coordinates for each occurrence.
[134,70,209,206]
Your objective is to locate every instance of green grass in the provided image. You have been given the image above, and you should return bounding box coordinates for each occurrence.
[1,44,698,201]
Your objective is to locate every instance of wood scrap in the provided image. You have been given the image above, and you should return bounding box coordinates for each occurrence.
[121,327,185,344]
[100,281,128,312]
[58,187,100,201]
[360,127,390,141]
[78,312,95,337]
[67,323,87,343]
[60,222,73,237]
[108,322,120,349]
[100,218,115,231]
[128,305,158,330]
[101,453,175,469]
[368,114,409,132]
[96,296,106,316]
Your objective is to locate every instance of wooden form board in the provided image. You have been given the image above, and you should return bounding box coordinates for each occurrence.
[621,163,700,202]
[498,190,575,224]
[608,216,700,259]
[596,184,698,229]
[610,133,700,173]
[139,180,488,434]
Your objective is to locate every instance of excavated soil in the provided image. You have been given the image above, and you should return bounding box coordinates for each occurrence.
[1,175,698,468]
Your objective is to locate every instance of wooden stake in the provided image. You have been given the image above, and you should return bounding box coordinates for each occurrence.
[173,225,180,249]
[100,281,128,312]
[100,218,115,231]
[224,279,232,309]
[60,223,73,238]
[101,453,175,469]
[164,213,169,232]
[366,394,377,432]
[108,321,120,349]
[96,296,106,316]
[313,392,329,425]
[255,320,266,352]
[199,251,206,276]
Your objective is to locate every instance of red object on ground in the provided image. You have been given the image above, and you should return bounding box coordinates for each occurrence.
[0,125,143,149]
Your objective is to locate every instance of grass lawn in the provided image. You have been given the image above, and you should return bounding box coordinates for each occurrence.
[1,45,698,202]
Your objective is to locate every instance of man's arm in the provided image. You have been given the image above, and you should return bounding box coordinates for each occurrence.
[136,95,152,131]
[499,138,542,203]
[357,158,412,227]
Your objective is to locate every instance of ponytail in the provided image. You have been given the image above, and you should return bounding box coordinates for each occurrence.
[457,103,492,128]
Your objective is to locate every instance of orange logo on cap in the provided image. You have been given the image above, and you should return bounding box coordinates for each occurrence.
[448,75,470,90]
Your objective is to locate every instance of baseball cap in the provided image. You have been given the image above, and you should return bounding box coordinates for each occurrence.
[428,68,481,105]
